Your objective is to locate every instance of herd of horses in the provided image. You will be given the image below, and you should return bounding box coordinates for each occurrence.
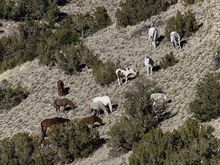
[39,80,111,144]
[38,25,176,144]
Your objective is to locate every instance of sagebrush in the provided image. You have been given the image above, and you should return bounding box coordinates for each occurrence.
[165,10,199,39]
[108,78,169,155]
[129,118,220,165]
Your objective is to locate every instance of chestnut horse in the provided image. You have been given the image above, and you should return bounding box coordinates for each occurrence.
[57,80,64,96]
[54,98,76,112]
[81,116,104,127]
[39,117,70,144]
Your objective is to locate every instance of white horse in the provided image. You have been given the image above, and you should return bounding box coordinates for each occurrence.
[92,96,113,113]
[150,93,167,106]
[144,57,154,75]
[89,101,109,115]
[170,31,181,49]
[148,27,158,48]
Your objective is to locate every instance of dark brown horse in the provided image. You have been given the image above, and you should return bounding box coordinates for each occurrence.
[54,98,76,112]
[57,80,64,96]
[81,116,104,127]
[39,117,70,144]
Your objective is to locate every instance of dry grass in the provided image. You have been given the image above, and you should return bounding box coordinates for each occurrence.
[0,0,220,164]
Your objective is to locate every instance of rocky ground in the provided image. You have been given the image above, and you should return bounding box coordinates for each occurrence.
[0,0,220,164]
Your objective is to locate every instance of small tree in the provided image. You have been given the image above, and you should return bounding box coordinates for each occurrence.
[108,78,167,155]
[165,10,199,39]
[0,80,29,111]
[92,60,118,86]
[116,0,177,28]
[56,43,97,74]
[129,118,220,165]
[159,51,178,69]
[94,6,112,30]
[189,72,220,122]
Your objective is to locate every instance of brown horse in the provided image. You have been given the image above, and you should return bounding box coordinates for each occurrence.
[81,116,104,127]
[54,98,76,112]
[57,80,64,96]
[39,117,70,144]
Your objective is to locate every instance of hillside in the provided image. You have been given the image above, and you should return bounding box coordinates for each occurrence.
[0,0,220,164]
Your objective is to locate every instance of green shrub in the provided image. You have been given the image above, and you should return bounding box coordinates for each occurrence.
[115,0,177,27]
[165,10,199,39]
[108,78,167,155]
[0,120,102,164]
[94,6,112,30]
[72,6,112,38]
[54,26,79,45]
[129,118,220,165]
[189,72,220,122]
[0,6,111,73]
[123,79,162,118]
[92,60,118,86]
[213,47,220,69]
[0,133,35,165]
[72,13,98,38]
[108,118,145,154]
[54,43,97,74]
[45,120,101,162]
[32,147,56,165]
[0,80,29,111]
[0,0,60,21]
[159,51,178,69]
[183,0,204,5]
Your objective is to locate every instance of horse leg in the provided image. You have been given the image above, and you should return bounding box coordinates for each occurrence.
[117,78,121,86]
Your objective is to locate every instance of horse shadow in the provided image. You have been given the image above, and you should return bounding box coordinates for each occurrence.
[94,104,118,116]
[63,105,77,112]
[63,87,70,96]
[153,65,161,72]
[157,35,165,46]
[63,138,107,164]
[57,0,70,6]
[57,12,68,22]
[180,40,187,49]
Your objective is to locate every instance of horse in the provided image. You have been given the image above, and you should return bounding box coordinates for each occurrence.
[170,31,181,49]
[89,101,110,115]
[54,98,76,112]
[144,56,154,75]
[148,27,158,48]
[57,80,64,96]
[39,117,70,144]
[81,116,104,127]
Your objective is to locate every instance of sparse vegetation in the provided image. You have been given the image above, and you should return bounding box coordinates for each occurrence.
[213,47,220,69]
[165,10,199,39]
[108,79,168,155]
[129,118,220,165]
[115,0,177,27]
[94,6,112,30]
[55,43,98,74]
[183,0,204,5]
[72,6,112,38]
[0,133,35,165]
[92,60,118,86]
[0,80,29,111]
[0,121,102,164]
[0,0,61,21]
[0,5,112,73]
[189,72,220,122]
[159,51,178,69]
